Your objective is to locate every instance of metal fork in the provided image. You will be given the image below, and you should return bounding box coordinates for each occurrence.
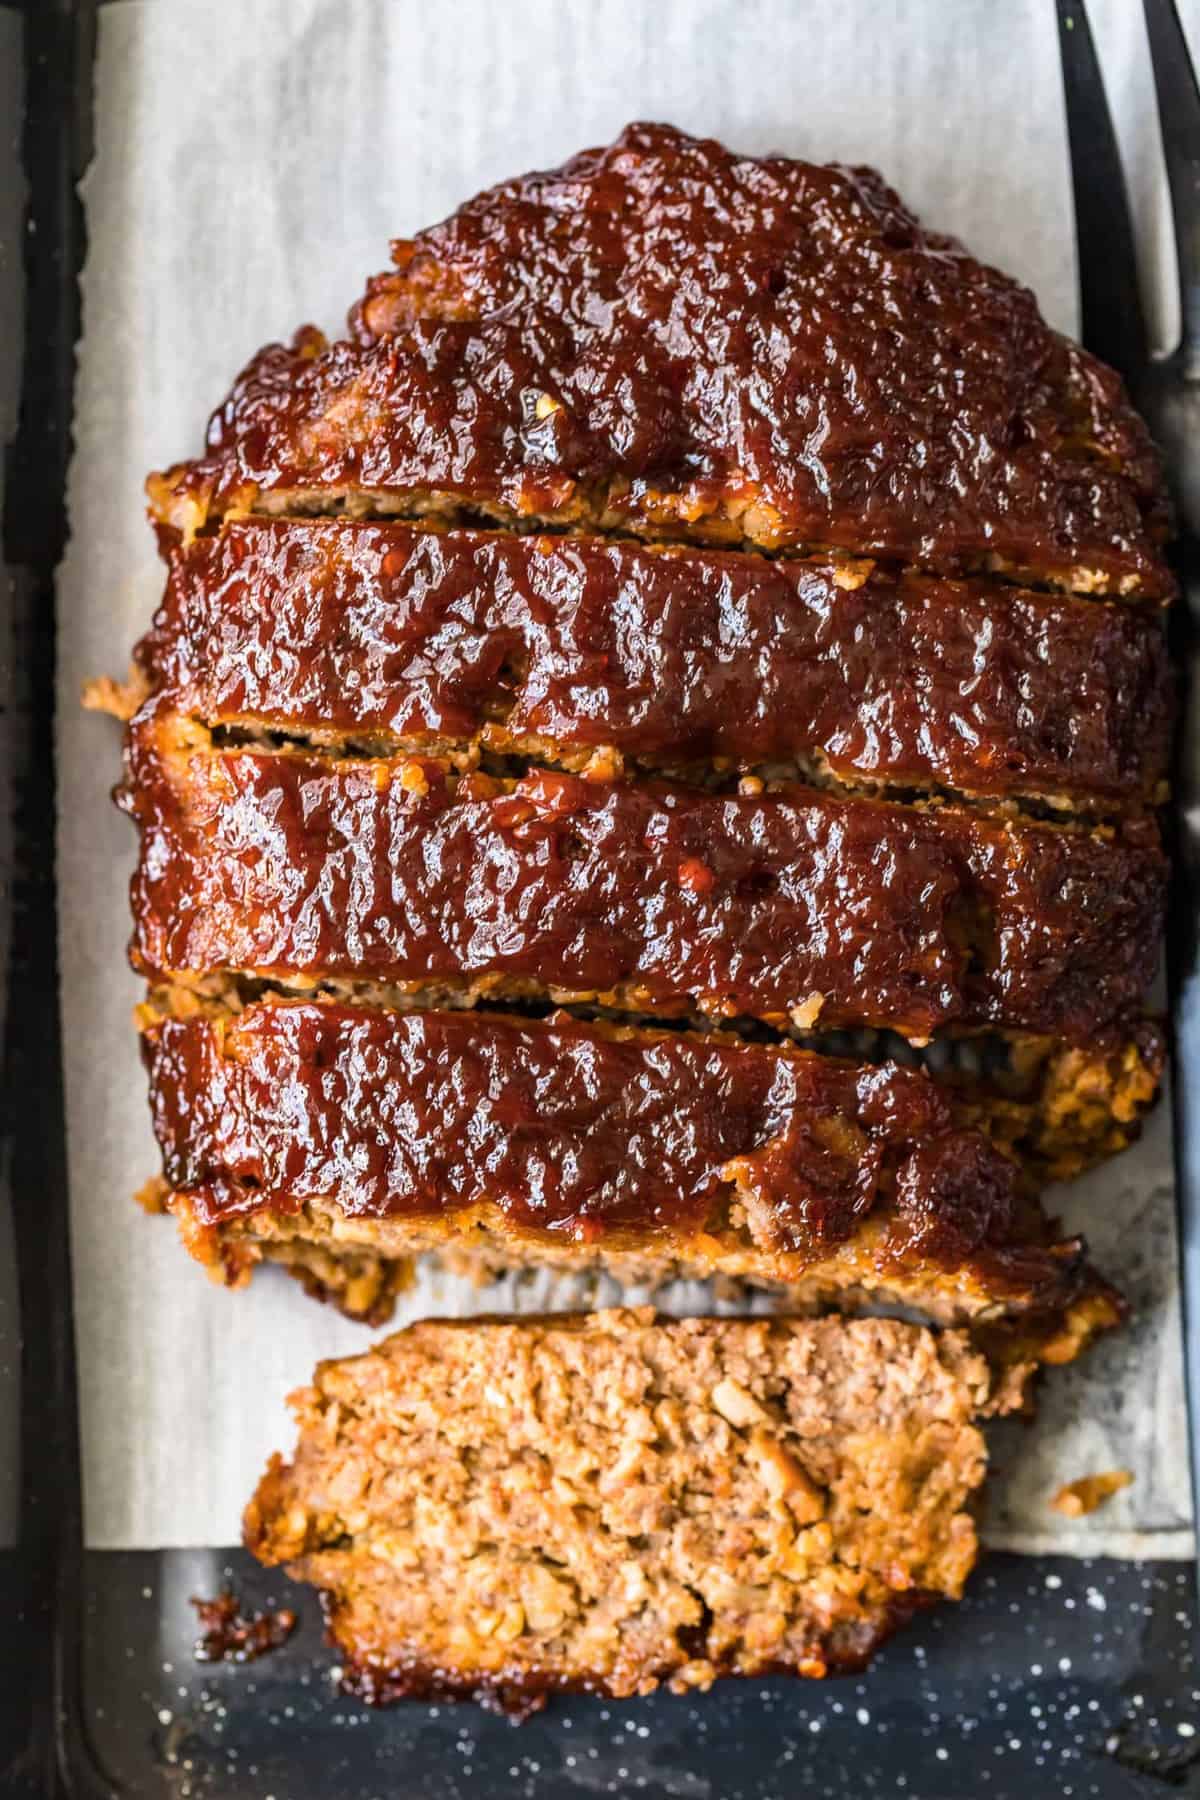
[1059,0,1200,1598]
[1059,0,1200,528]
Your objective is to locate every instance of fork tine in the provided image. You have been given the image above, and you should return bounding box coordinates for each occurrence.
[1144,0,1200,374]
[1056,0,1149,385]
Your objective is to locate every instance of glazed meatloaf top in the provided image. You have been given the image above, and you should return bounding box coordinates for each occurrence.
[136,518,1173,809]
[244,1309,1001,1711]
[147,124,1171,598]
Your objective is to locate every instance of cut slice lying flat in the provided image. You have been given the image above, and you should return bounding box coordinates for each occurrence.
[132,517,1173,810]
[147,126,1171,598]
[245,1309,1012,1713]
[140,994,1141,1355]
[122,707,1167,1043]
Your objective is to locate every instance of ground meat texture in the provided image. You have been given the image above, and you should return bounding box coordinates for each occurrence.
[147,125,1171,598]
[123,707,1166,1043]
[136,519,1173,811]
[244,1310,1009,1713]
[139,998,1127,1351]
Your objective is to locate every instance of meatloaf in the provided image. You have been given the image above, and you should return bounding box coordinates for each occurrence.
[244,1309,1011,1712]
[104,123,1173,1348]
[148,124,1171,599]
[140,994,1141,1358]
[123,706,1166,1043]
[131,517,1171,810]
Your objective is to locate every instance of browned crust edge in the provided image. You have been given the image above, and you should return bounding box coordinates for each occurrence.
[322,1589,933,1717]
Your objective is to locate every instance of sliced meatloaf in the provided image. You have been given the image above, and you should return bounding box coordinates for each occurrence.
[244,1309,1014,1712]
[139,995,1136,1358]
[131,518,1172,811]
[123,706,1166,1043]
[104,123,1175,1363]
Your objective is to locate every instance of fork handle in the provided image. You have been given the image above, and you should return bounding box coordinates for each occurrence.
[1145,0,1200,377]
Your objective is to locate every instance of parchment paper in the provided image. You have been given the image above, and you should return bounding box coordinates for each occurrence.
[56,0,1198,1553]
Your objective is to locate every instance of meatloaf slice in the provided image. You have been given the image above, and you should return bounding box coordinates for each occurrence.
[147,125,1171,598]
[133,518,1172,811]
[139,997,1130,1358]
[123,707,1166,1043]
[244,1309,1007,1712]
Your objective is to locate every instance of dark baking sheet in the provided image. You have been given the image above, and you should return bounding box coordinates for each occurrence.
[59,1550,1200,1798]
[5,1,1200,1794]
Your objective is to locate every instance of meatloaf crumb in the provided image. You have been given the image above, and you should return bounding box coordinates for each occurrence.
[244,1309,999,1713]
[191,1590,298,1663]
[1050,1470,1133,1517]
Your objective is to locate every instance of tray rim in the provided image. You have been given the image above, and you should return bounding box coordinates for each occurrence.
[4,1,1198,1793]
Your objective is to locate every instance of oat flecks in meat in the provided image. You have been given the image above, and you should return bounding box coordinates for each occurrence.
[243,1310,997,1711]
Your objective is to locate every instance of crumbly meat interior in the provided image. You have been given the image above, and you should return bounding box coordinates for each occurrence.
[244,1309,996,1710]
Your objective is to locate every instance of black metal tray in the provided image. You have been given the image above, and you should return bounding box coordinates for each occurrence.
[4,2,1200,1793]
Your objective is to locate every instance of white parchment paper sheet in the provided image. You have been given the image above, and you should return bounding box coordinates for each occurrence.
[56,0,1198,1552]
